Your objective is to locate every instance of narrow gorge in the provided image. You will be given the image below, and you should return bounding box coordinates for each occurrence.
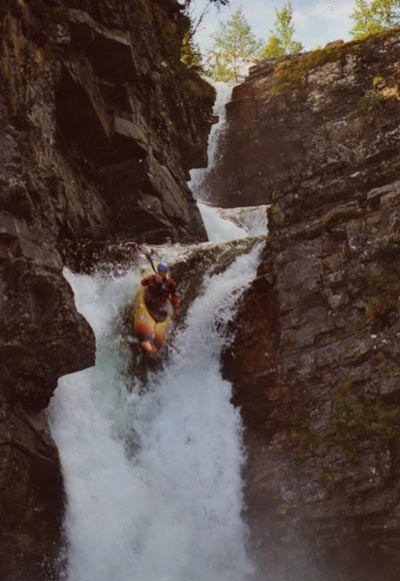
[1,1,400,580]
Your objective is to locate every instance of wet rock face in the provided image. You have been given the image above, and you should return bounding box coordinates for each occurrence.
[0,404,65,581]
[0,111,96,575]
[0,0,214,575]
[224,32,400,579]
[210,33,400,210]
[0,0,212,243]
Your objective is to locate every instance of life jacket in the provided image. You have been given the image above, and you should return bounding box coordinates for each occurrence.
[141,275,179,308]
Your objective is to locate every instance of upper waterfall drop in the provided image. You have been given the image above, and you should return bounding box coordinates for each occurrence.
[189,80,268,243]
[197,202,268,242]
[190,80,233,201]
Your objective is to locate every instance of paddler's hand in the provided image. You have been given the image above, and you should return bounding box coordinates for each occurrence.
[155,275,162,283]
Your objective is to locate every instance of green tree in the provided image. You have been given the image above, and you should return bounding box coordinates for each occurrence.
[181,0,230,66]
[206,6,261,82]
[350,0,400,39]
[260,2,303,60]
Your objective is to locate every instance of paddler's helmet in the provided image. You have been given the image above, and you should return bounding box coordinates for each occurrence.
[157,263,168,273]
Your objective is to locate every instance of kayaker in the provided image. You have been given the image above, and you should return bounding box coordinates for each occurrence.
[141,263,180,322]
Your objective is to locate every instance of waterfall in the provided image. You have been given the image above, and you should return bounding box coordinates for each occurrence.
[198,203,268,242]
[190,81,268,243]
[190,80,233,202]
[49,80,268,581]
[49,245,261,581]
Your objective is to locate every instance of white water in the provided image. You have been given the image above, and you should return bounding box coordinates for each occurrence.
[48,77,269,581]
[198,203,268,242]
[190,80,233,201]
[190,81,268,244]
[49,245,262,581]
[198,202,248,241]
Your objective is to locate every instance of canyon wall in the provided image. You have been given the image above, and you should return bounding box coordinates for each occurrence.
[0,1,214,577]
[224,31,400,580]
[3,1,400,578]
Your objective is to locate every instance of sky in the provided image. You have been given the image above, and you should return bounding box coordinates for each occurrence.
[192,0,354,53]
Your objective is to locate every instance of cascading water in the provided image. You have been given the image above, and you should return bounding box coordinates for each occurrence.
[189,80,233,200]
[50,246,261,581]
[197,203,268,242]
[190,80,268,242]
[49,80,268,581]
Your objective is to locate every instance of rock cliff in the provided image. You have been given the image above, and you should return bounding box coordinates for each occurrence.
[222,31,400,580]
[0,0,214,577]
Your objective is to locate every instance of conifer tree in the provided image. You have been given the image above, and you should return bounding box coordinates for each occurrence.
[206,7,261,83]
[350,0,400,39]
[260,1,303,60]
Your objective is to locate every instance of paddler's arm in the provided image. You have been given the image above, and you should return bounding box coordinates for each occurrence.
[167,279,180,316]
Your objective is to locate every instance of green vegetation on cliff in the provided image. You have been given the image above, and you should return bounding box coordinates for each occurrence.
[291,379,400,460]
[366,241,400,325]
[271,41,351,91]
[350,0,400,39]
[269,29,400,94]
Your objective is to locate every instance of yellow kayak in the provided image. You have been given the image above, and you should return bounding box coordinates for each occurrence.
[134,268,173,355]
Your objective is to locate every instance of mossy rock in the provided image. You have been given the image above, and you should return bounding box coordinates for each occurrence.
[272,43,353,92]
[365,241,400,326]
[290,378,400,470]
[270,204,285,225]
[271,28,400,94]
